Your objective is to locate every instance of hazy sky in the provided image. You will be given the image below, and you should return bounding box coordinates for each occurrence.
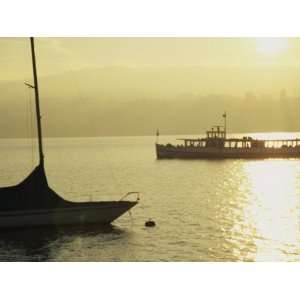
[1,37,300,137]
[2,37,300,79]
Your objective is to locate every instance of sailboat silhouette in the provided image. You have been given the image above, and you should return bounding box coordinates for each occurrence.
[0,38,137,228]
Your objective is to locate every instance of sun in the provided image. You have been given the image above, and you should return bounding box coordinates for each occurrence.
[256,38,289,55]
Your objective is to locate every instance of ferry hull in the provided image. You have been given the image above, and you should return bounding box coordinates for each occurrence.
[0,201,137,229]
[156,144,300,159]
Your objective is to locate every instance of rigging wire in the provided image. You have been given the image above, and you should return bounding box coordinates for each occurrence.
[25,84,35,169]
[29,88,35,167]
[24,37,36,170]
[60,52,124,198]
[100,143,123,196]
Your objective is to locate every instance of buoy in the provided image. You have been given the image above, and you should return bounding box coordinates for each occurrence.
[145,219,156,227]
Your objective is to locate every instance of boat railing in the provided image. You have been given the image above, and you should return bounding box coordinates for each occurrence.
[119,192,140,202]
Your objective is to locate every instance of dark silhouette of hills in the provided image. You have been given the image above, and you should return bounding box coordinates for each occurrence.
[0,66,300,137]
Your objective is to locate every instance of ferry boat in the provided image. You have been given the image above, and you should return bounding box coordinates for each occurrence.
[156,113,300,159]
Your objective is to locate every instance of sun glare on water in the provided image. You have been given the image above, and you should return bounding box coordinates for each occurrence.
[256,38,289,55]
[242,160,300,261]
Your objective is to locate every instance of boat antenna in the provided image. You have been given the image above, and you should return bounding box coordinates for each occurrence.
[30,37,44,166]
[222,111,227,138]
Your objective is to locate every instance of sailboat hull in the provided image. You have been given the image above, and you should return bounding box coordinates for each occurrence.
[0,201,137,229]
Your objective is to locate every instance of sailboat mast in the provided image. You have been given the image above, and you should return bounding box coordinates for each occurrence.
[30,37,44,166]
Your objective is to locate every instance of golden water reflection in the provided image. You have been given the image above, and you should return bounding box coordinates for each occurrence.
[235,160,300,261]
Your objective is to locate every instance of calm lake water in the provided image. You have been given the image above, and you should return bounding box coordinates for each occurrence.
[0,134,300,261]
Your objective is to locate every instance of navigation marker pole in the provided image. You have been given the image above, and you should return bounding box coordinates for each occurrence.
[223,111,227,138]
[156,129,160,144]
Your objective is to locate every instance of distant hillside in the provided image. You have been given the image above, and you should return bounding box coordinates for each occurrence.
[0,66,300,137]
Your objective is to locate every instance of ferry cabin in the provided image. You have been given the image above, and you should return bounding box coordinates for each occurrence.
[178,126,300,149]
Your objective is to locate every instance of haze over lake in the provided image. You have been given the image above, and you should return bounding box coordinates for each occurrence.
[2,38,300,138]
